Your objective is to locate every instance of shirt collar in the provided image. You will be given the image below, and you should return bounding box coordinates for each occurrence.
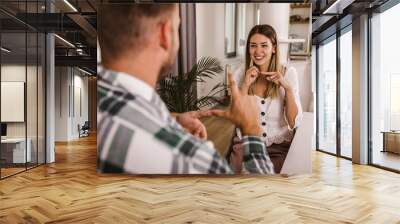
[101,66,154,102]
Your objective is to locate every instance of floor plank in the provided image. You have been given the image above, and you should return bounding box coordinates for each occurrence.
[0,134,400,223]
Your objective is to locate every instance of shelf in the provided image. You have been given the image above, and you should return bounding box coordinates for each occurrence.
[279,38,306,44]
[290,4,311,9]
[290,21,310,24]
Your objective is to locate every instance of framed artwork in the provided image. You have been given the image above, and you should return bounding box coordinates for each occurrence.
[289,3,311,59]
[289,33,310,57]
[224,3,238,58]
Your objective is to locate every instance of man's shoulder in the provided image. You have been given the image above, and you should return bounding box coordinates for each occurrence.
[97,77,180,143]
[98,76,130,98]
[97,78,136,116]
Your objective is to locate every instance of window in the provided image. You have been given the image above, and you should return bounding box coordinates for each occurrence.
[317,36,337,154]
[340,28,352,158]
[316,25,353,159]
[0,1,47,179]
[370,2,400,171]
[390,74,400,130]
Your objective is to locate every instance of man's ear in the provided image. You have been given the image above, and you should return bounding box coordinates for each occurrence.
[159,20,173,52]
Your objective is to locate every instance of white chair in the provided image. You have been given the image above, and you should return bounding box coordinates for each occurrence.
[280,112,314,175]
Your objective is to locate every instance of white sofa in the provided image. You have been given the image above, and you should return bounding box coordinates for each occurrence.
[280,112,314,175]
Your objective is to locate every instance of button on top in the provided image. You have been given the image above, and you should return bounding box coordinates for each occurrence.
[261,112,265,116]
[262,122,266,126]
[262,133,267,137]
[261,100,265,104]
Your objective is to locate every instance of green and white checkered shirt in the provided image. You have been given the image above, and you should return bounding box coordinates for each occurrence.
[97,67,274,174]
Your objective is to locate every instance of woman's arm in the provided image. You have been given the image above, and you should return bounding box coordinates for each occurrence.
[283,67,302,130]
[260,67,302,130]
[284,86,298,129]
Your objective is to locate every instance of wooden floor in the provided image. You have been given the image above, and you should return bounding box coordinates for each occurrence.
[1,135,400,223]
[1,167,26,178]
[373,151,400,171]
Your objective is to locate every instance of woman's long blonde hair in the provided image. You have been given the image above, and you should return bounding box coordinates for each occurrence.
[242,24,283,98]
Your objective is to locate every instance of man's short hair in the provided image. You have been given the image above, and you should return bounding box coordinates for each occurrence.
[98,3,176,63]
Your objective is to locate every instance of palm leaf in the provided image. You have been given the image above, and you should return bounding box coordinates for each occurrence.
[157,56,227,112]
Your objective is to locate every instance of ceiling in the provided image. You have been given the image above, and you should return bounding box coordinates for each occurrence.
[5,0,393,71]
[311,0,391,43]
[0,0,97,73]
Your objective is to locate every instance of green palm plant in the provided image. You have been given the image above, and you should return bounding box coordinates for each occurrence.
[157,57,227,113]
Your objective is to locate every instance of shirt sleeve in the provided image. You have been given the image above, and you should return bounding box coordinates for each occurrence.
[241,136,275,174]
[187,135,274,174]
[98,109,274,174]
[283,66,303,131]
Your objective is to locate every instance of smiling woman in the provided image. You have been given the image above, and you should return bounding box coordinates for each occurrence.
[227,24,303,174]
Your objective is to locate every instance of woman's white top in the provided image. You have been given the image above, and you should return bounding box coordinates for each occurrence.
[236,66,303,147]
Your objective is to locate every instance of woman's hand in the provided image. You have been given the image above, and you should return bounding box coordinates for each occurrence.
[243,66,259,91]
[260,67,291,90]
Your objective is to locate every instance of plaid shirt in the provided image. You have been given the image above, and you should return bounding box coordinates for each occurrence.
[97,67,275,174]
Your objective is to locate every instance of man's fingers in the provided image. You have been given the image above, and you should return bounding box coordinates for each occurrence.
[232,144,242,152]
[232,145,239,152]
[233,136,242,144]
[199,130,207,139]
[197,125,207,139]
[227,73,240,97]
[196,109,228,119]
[206,109,227,118]
[194,129,201,139]
[195,110,214,118]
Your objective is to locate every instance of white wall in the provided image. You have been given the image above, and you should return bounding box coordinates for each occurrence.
[311,46,316,112]
[195,3,312,112]
[260,4,313,112]
[288,60,313,112]
[1,64,46,163]
[259,3,290,64]
[1,65,40,137]
[72,74,89,138]
[55,67,69,141]
[196,3,256,103]
[55,67,89,141]
[1,66,26,132]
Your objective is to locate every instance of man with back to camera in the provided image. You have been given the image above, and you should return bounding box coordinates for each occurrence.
[97,3,275,174]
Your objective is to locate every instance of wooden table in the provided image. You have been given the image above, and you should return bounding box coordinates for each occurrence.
[200,116,235,157]
[381,131,400,154]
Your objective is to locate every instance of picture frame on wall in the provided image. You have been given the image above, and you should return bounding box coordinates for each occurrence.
[224,3,238,58]
[289,3,311,60]
[289,33,310,57]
